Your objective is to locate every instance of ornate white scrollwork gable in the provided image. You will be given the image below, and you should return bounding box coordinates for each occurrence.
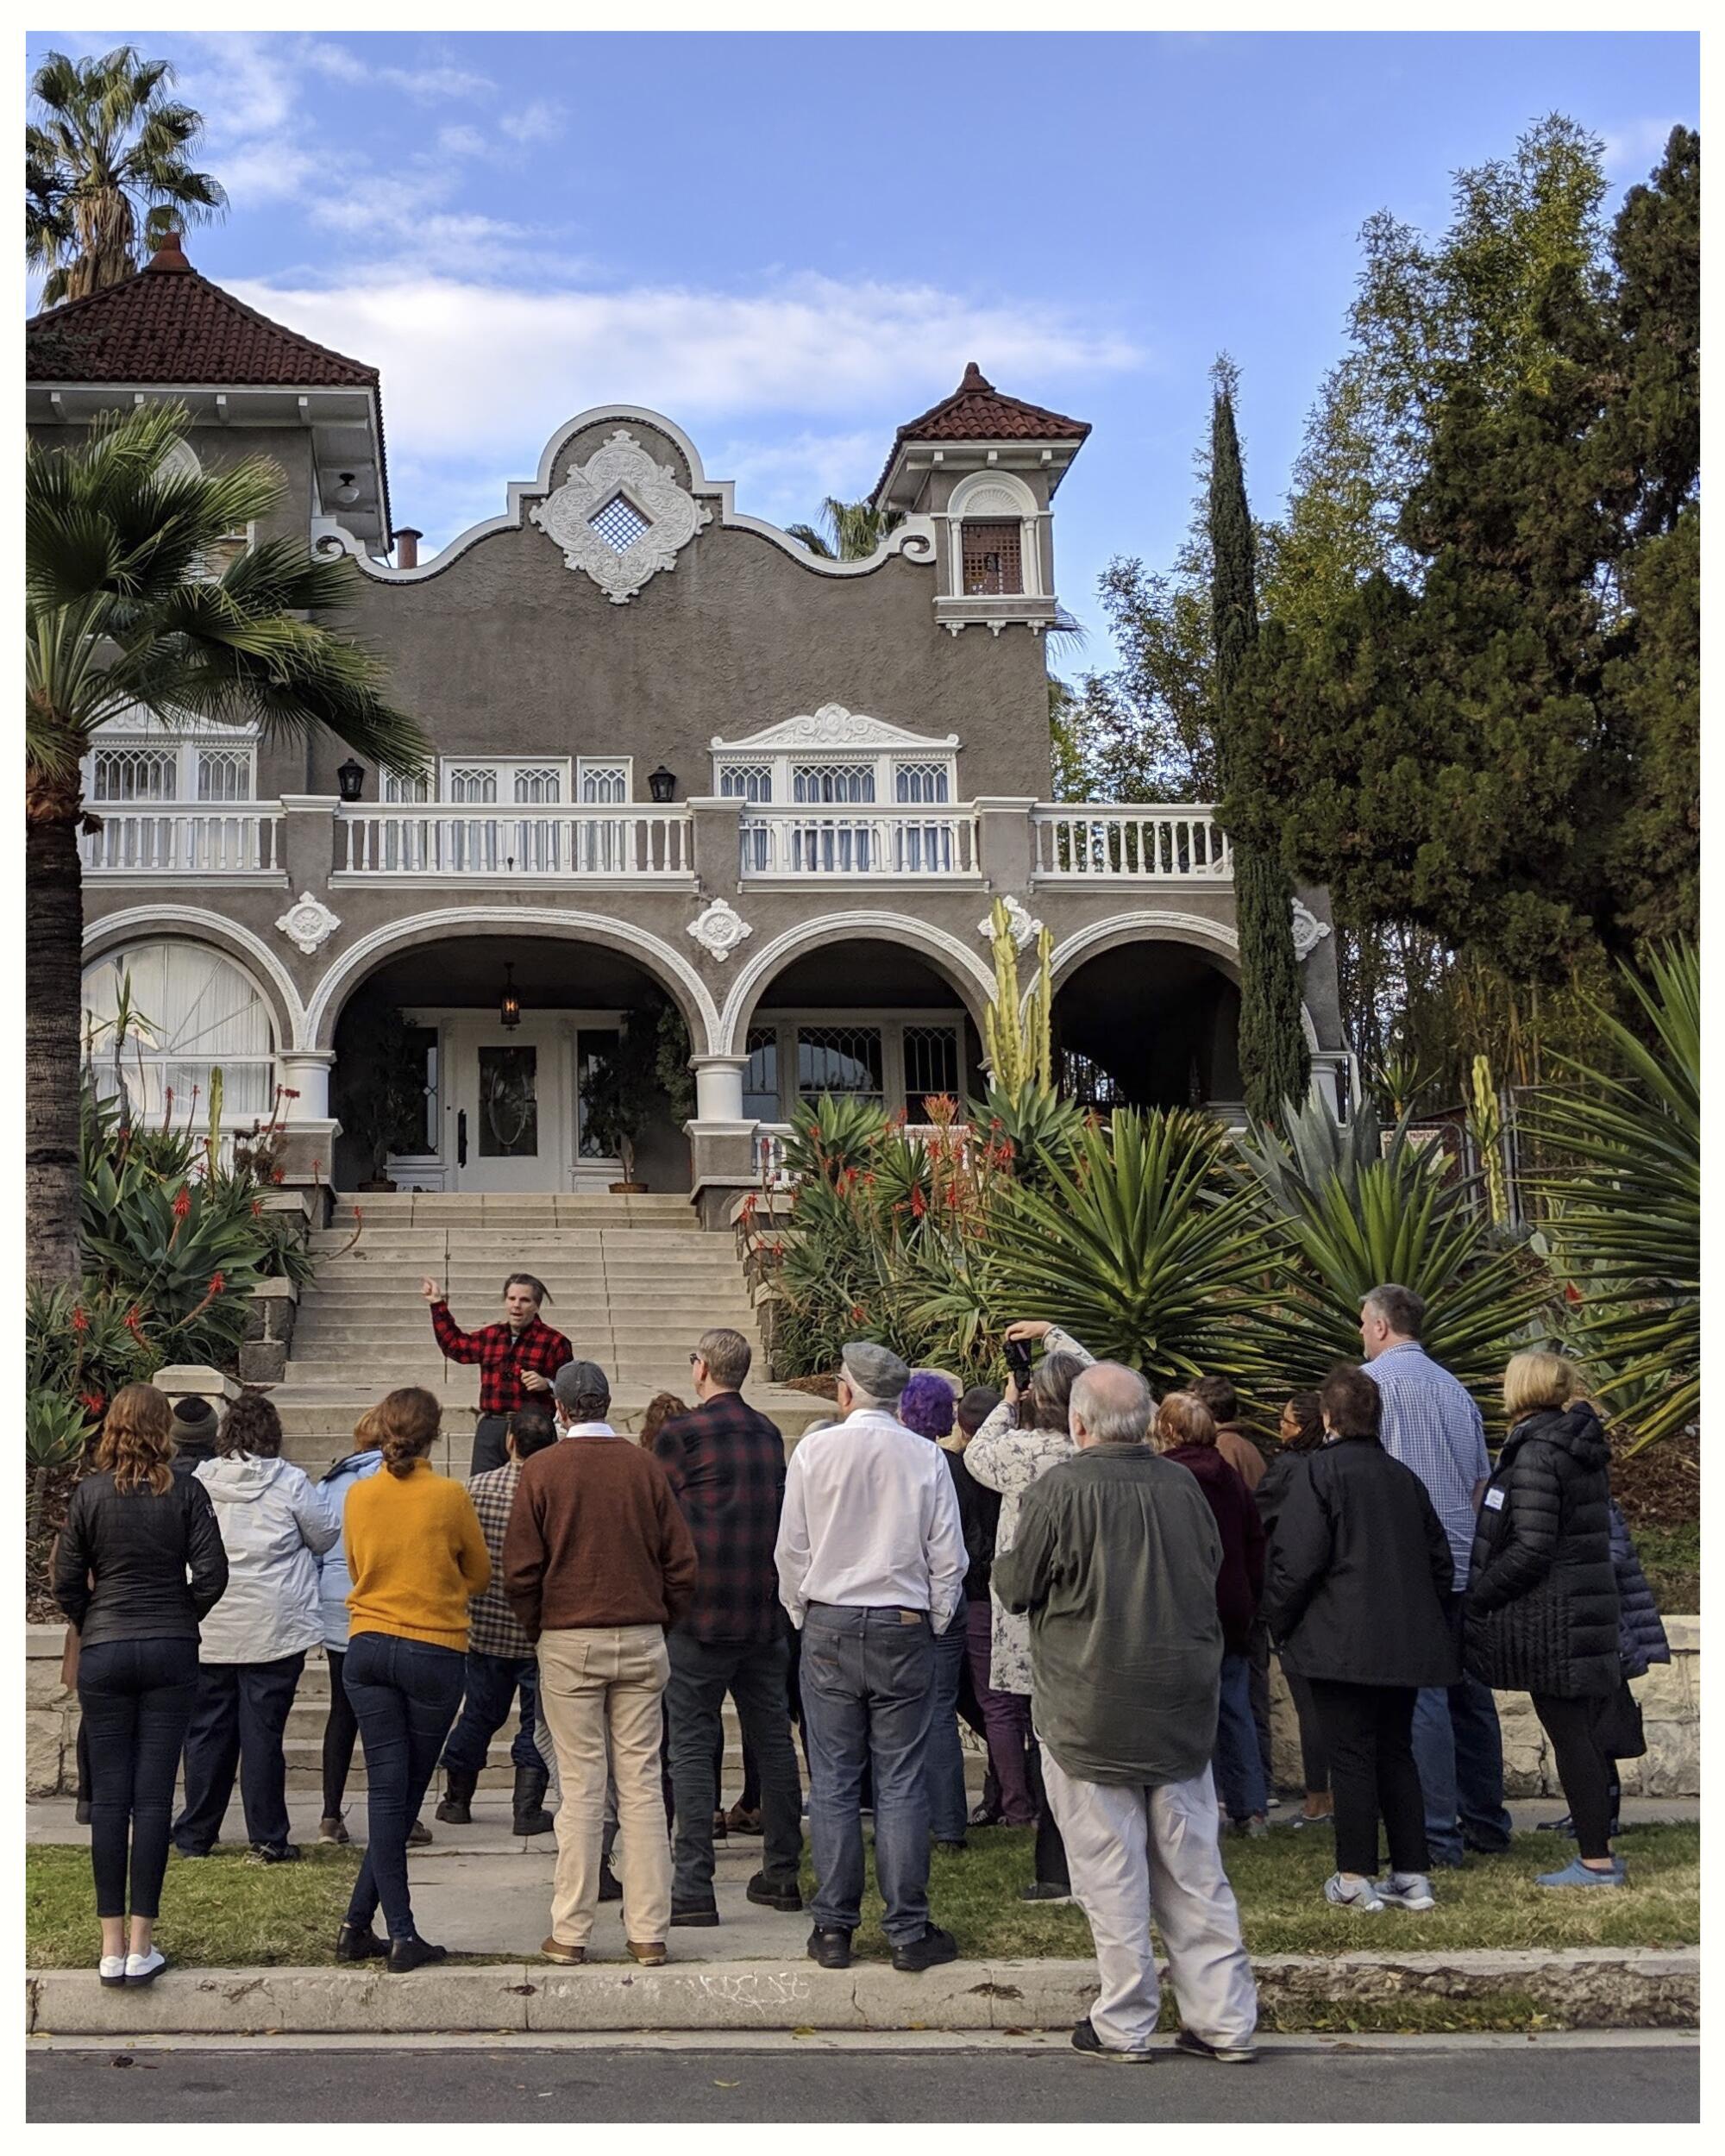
[710,705,961,755]
[530,429,712,603]
[1290,898,1332,962]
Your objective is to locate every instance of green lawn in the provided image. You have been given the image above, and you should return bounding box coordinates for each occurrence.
[28,1825,1697,1974]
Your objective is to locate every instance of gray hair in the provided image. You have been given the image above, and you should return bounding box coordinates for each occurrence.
[1364,1282,1426,1340]
[839,1363,891,1413]
[1070,1363,1153,1446]
[695,1326,751,1389]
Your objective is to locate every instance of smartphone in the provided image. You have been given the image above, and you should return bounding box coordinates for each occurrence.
[1004,1337,1033,1382]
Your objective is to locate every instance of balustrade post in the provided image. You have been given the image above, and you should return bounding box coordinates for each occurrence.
[974,797,1038,893]
[278,794,340,893]
[687,793,743,891]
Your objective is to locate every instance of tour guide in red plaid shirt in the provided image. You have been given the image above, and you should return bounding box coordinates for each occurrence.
[420,1271,574,1476]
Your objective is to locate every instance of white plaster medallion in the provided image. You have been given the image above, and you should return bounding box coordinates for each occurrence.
[275,892,342,956]
[1290,898,1332,962]
[687,898,753,963]
[979,894,1044,950]
[530,429,712,603]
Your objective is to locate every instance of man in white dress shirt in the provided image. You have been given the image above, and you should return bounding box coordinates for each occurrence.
[775,1340,968,1975]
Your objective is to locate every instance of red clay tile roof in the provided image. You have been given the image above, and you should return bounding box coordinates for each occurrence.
[26,238,379,388]
[871,361,1091,504]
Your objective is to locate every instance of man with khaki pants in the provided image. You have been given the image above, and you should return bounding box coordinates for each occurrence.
[503,1360,697,1965]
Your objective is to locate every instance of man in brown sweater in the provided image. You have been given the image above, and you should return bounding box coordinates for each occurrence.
[504,1360,697,1967]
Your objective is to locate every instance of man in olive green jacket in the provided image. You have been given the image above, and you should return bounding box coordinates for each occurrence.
[994,1362,1258,2064]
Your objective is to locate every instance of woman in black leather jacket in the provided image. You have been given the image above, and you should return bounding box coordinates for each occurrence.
[54,1385,229,1986]
[1465,1354,1621,1889]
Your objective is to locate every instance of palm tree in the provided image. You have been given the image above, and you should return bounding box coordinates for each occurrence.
[27,46,225,306]
[26,401,431,1283]
[786,497,906,561]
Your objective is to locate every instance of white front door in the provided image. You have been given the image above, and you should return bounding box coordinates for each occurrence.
[445,1015,567,1193]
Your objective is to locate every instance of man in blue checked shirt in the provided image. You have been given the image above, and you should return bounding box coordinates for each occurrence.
[1360,1284,1515,1867]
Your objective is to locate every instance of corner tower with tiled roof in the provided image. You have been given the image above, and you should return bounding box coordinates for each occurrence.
[872,360,1091,636]
[26,235,392,553]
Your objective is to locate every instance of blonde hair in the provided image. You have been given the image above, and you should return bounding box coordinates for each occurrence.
[1152,1391,1217,1453]
[374,1388,442,1478]
[1504,1351,1581,1421]
[96,1383,175,1495]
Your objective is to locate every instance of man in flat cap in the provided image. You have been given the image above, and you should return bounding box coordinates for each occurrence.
[775,1340,968,1975]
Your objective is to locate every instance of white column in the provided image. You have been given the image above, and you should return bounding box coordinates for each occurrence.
[278,1050,335,1121]
[691,1055,749,1125]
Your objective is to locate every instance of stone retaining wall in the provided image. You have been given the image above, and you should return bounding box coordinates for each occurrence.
[1265,1618,1699,1797]
[25,1620,1701,1802]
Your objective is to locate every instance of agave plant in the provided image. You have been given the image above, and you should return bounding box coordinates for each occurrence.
[981,1107,1279,1386]
[968,1079,1083,1194]
[1522,940,1698,1451]
[1235,1093,1551,1412]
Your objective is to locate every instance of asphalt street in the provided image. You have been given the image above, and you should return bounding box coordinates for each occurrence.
[26,2034,1700,2123]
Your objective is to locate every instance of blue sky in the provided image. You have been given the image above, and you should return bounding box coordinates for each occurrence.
[28,30,1698,664]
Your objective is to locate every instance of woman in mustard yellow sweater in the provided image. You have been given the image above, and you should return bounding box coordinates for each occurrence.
[336,1388,490,1972]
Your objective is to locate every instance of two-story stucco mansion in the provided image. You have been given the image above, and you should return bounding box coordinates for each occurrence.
[29,235,1349,1225]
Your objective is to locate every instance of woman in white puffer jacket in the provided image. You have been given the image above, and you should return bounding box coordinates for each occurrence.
[171,1393,338,1862]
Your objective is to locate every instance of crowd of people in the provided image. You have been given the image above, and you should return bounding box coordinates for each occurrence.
[53,1269,1670,2057]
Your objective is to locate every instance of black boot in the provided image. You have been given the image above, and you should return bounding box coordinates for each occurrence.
[512,1764,555,1836]
[435,1764,477,1826]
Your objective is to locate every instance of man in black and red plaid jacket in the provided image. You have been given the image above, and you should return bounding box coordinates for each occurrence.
[420,1271,573,1476]
[653,1328,804,1926]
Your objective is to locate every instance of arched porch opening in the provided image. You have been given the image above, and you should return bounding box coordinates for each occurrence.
[326,931,700,1194]
[1051,938,1245,1116]
[731,936,988,1131]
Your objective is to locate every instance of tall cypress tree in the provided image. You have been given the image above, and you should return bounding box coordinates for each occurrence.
[1208,364,1310,1124]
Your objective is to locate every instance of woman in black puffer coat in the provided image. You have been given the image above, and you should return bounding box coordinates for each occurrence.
[1465,1354,1621,1887]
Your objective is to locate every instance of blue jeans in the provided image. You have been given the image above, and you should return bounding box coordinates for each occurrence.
[1414,1594,1513,1864]
[799,1604,936,1946]
[78,1637,200,1920]
[925,1614,969,1844]
[1213,1651,1268,1823]
[442,1651,543,1777]
[172,1652,305,1855]
[343,1632,466,1941]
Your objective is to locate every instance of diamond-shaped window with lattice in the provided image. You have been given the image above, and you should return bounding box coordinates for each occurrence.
[587,493,652,555]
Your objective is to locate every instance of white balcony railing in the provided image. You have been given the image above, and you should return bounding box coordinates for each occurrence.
[1032,805,1232,879]
[337,805,693,878]
[738,805,981,878]
[80,803,284,875]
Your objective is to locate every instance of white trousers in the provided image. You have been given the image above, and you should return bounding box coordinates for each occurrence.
[1042,1752,1258,2053]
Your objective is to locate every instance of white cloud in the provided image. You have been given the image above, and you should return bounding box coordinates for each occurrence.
[1602,117,1684,179]
[227,268,1138,544]
[436,123,488,158]
[499,99,564,146]
[302,38,492,103]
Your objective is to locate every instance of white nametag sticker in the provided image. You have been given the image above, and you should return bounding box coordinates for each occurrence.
[1484,1487,1507,1510]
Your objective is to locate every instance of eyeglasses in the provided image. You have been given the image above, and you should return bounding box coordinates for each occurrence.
[687,1352,699,1366]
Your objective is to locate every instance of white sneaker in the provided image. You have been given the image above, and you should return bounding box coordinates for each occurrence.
[99,1955,127,1989]
[1323,1872,1383,1911]
[1376,1871,1436,1911]
[124,1948,166,1986]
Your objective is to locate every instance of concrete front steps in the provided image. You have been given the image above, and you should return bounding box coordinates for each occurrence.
[268,1191,830,1470]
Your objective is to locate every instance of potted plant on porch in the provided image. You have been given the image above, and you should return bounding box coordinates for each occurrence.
[330,1005,430,1192]
[580,1018,664,1194]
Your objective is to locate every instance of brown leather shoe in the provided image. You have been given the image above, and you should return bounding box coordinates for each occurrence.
[626,1940,668,1966]
[541,1935,585,1965]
